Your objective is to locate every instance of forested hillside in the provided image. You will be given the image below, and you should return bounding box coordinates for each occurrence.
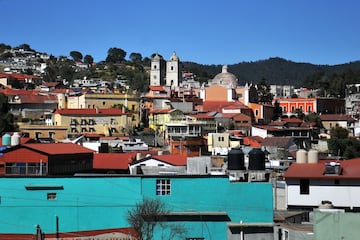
[183,57,360,88]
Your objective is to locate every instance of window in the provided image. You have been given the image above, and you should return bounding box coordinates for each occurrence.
[156,179,171,195]
[218,136,224,142]
[300,179,309,194]
[47,192,57,200]
[308,106,312,112]
[255,109,259,116]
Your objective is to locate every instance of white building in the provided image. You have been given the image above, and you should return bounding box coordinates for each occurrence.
[284,150,360,211]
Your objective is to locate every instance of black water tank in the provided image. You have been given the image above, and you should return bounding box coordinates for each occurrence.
[227,148,245,170]
[248,148,265,170]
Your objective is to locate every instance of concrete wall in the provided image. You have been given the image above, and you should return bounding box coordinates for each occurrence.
[314,210,360,240]
[0,176,273,239]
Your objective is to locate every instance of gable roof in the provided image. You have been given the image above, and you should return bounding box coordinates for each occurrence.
[220,112,250,119]
[130,154,187,166]
[0,88,35,96]
[319,114,355,122]
[17,94,58,104]
[93,152,136,170]
[261,137,294,147]
[202,101,249,112]
[282,118,303,123]
[22,143,95,155]
[284,159,360,180]
[190,113,215,119]
[0,73,40,81]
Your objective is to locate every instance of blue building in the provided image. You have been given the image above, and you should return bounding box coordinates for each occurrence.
[0,175,273,239]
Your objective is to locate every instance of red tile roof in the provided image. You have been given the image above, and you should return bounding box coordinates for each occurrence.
[284,159,360,179]
[0,73,40,81]
[43,82,59,87]
[54,108,128,115]
[93,152,136,169]
[190,113,215,119]
[52,89,74,93]
[282,118,303,123]
[18,94,58,104]
[0,88,35,95]
[154,154,187,166]
[149,86,166,91]
[221,113,246,119]
[130,154,187,166]
[319,114,355,122]
[202,101,249,112]
[23,143,95,155]
[150,109,175,114]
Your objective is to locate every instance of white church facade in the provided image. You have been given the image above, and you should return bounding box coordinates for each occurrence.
[150,52,181,87]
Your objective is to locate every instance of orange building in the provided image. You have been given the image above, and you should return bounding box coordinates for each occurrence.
[275,97,346,116]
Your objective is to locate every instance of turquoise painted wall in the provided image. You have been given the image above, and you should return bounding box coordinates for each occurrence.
[141,177,273,239]
[0,176,273,239]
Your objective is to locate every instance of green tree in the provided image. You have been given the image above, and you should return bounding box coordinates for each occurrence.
[106,47,126,64]
[0,93,18,133]
[15,43,34,51]
[127,198,187,240]
[129,52,143,64]
[84,54,94,65]
[330,126,349,139]
[326,126,359,159]
[0,43,11,53]
[256,78,273,104]
[70,51,83,62]
[304,112,323,128]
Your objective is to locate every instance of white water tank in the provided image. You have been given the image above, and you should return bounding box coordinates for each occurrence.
[308,149,319,164]
[296,149,307,164]
[11,132,21,146]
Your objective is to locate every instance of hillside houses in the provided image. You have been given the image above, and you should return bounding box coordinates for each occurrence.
[2,52,360,240]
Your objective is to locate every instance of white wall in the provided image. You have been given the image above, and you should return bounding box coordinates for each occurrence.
[251,126,268,138]
[287,179,360,209]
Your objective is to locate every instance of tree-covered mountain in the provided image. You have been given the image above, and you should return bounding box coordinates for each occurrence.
[183,57,360,88]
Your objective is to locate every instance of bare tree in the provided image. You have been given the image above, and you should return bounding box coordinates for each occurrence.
[127,198,187,240]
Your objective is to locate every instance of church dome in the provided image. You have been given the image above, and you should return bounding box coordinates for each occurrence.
[211,65,238,89]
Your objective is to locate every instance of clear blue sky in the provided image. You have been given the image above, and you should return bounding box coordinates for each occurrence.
[1,0,360,65]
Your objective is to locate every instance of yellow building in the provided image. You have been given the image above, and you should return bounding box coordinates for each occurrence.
[149,109,185,132]
[57,92,140,127]
[53,108,132,137]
